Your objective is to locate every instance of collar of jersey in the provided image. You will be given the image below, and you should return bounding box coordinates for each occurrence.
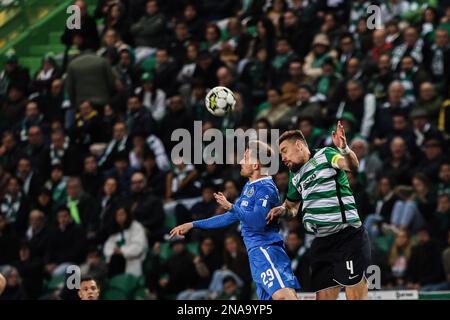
[248,176,272,185]
[294,148,319,174]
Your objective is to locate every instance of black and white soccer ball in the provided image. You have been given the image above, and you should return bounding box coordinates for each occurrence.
[205,86,236,117]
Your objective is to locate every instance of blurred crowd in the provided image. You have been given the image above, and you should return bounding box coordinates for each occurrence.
[0,0,450,299]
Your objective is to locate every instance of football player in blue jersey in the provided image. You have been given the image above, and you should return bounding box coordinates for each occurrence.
[170,141,300,300]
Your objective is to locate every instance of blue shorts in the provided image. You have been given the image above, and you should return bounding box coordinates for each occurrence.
[248,243,301,300]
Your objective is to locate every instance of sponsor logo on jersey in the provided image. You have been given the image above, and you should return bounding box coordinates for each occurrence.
[302,173,317,190]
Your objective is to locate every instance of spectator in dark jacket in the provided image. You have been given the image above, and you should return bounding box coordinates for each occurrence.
[1,176,30,235]
[40,79,68,123]
[153,48,180,96]
[152,239,198,299]
[407,228,446,289]
[174,183,217,226]
[98,121,132,171]
[0,213,20,265]
[182,3,205,41]
[423,28,450,96]
[24,210,50,261]
[142,150,166,197]
[0,131,21,173]
[372,81,412,148]
[16,157,44,204]
[0,51,30,97]
[125,95,156,138]
[97,177,123,243]
[70,101,103,152]
[61,0,100,52]
[415,137,445,184]
[0,85,27,134]
[81,154,103,198]
[159,95,194,152]
[368,54,394,102]
[66,177,100,238]
[44,207,88,277]
[14,101,49,144]
[130,0,167,61]
[223,234,252,299]
[104,151,135,196]
[44,129,82,176]
[20,126,48,176]
[194,237,223,289]
[13,242,45,300]
[0,266,27,300]
[129,172,165,243]
[382,136,414,186]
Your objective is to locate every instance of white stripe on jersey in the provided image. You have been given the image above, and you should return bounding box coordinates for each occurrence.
[259,247,285,288]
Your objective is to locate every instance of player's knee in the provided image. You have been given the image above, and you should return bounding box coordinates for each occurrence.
[345,280,368,300]
[272,288,297,300]
[0,273,6,295]
[316,287,341,300]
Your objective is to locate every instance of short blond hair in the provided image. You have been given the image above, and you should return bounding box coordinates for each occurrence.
[247,140,273,168]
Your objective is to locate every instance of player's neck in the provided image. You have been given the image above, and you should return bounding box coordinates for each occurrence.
[248,172,269,183]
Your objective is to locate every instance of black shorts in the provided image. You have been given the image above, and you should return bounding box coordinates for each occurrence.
[310,226,371,292]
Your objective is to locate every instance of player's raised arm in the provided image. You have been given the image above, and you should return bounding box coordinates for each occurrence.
[331,121,359,172]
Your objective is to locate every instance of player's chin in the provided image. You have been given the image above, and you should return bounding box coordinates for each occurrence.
[240,168,249,177]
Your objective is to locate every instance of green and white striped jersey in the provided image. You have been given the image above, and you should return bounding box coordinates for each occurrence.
[287,147,361,237]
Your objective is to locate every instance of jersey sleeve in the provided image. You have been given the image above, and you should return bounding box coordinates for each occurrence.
[287,171,302,202]
[228,186,273,228]
[192,212,239,229]
[323,147,344,170]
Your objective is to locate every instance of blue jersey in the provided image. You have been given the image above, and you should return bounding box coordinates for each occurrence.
[192,176,283,250]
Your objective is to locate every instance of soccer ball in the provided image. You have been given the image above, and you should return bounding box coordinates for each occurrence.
[205,86,236,117]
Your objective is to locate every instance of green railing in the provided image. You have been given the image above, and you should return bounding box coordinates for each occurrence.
[1,0,97,74]
[0,0,66,50]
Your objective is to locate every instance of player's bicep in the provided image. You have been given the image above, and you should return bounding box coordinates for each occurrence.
[325,147,346,170]
[331,153,346,170]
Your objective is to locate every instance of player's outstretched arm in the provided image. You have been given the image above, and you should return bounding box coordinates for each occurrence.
[332,121,359,172]
[169,210,239,239]
[266,199,300,223]
[169,223,193,239]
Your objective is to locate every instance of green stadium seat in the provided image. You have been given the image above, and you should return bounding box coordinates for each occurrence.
[164,213,177,230]
[102,273,146,300]
[45,274,65,291]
